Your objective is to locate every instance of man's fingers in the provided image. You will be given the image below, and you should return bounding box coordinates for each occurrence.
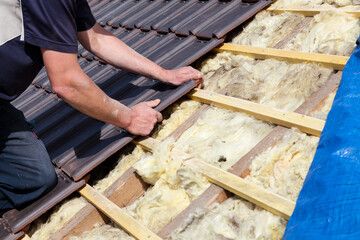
[195,79,202,88]
[187,67,204,79]
[195,72,204,79]
[145,99,161,108]
[144,99,162,122]
[156,111,163,122]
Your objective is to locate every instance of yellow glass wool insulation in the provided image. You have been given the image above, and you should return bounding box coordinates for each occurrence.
[70,222,134,240]
[201,54,255,90]
[175,107,274,170]
[93,145,145,192]
[199,51,254,74]
[325,0,360,5]
[231,11,305,48]
[245,128,319,201]
[152,100,201,141]
[272,0,360,7]
[133,138,187,185]
[283,11,360,56]
[204,57,332,111]
[170,197,286,240]
[133,138,210,199]
[29,197,88,239]
[225,61,332,111]
[125,179,191,233]
[309,90,337,120]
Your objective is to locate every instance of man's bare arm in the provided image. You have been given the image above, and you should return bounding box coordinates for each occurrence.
[77,23,203,86]
[41,49,162,136]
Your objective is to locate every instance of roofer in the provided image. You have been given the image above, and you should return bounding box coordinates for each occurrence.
[0,0,203,213]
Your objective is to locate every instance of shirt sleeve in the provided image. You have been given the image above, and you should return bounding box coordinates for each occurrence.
[21,0,96,53]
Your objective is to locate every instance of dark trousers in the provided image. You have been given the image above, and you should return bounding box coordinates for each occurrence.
[0,103,57,211]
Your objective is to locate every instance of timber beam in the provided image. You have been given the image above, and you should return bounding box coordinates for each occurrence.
[188,88,325,136]
[183,158,295,219]
[78,184,162,240]
[214,43,349,70]
[267,5,360,17]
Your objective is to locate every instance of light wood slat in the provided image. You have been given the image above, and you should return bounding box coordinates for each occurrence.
[78,184,162,240]
[182,158,295,219]
[188,88,325,136]
[267,5,360,17]
[214,43,349,70]
[132,136,159,152]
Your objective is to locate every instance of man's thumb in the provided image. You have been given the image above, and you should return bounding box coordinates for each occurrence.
[145,99,161,108]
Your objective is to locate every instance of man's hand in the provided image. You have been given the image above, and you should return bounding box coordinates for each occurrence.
[126,99,163,136]
[162,66,204,87]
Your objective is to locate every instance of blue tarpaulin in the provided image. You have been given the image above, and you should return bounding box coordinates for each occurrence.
[284,37,360,239]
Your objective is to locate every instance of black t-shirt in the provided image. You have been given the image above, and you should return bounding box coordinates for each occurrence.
[0,0,96,102]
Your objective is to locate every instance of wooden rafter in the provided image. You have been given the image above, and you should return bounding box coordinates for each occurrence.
[214,43,349,70]
[188,88,325,136]
[78,184,161,240]
[267,5,360,17]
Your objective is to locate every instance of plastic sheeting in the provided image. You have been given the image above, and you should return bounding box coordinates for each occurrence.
[284,36,360,238]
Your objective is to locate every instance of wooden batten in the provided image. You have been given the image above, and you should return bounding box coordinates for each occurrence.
[79,184,162,240]
[132,136,158,152]
[214,43,349,70]
[267,5,360,17]
[52,167,149,240]
[133,137,160,152]
[188,88,325,136]
[183,159,295,219]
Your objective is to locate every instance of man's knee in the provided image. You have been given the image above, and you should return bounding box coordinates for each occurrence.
[32,165,57,194]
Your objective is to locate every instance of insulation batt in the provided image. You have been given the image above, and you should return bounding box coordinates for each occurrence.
[70,222,134,240]
[231,11,305,48]
[125,179,191,233]
[134,138,210,199]
[245,128,319,201]
[170,197,286,240]
[201,53,255,88]
[175,107,273,170]
[199,51,254,74]
[203,58,332,112]
[272,0,360,7]
[129,139,210,232]
[152,100,201,141]
[283,11,360,56]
